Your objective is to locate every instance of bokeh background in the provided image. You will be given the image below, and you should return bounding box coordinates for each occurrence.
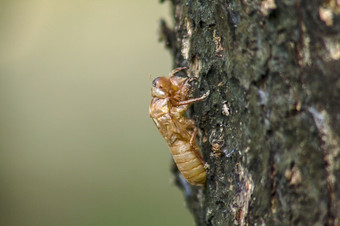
[0,1,193,225]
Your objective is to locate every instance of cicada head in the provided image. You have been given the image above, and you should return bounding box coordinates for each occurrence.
[151,77,172,98]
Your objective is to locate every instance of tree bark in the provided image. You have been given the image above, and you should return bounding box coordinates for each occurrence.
[159,0,340,225]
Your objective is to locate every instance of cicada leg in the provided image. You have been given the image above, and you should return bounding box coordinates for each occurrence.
[176,90,210,106]
[189,127,206,165]
[169,67,188,77]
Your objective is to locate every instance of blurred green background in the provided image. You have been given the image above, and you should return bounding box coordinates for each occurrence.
[0,1,193,225]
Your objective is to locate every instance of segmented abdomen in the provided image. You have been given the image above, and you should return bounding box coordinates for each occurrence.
[170,140,206,186]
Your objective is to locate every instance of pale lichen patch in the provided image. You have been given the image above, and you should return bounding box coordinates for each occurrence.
[189,56,202,78]
[181,17,193,60]
[285,165,302,185]
[230,163,254,226]
[309,107,340,204]
[260,0,277,16]
[324,37,340,60]
[213,30,224,57]
[319,0,340,26]
[298,23,312,67]
[319,7,334,26]
[222,102,230,116]
[181,38,190,60]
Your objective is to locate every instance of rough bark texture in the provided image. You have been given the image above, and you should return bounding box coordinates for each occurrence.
[159,0,340,225]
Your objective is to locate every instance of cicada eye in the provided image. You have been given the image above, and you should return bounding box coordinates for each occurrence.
[152,77,160,87]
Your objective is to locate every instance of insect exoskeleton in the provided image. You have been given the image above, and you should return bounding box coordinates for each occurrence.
[149,67,209,186]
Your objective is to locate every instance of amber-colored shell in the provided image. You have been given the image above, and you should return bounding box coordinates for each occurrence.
[170,140,206,185]
[149,67,208,186]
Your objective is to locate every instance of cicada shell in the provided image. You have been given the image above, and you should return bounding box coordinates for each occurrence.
[149,67,209,186]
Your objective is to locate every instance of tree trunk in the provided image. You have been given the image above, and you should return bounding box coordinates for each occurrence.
[159,0,340,225]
